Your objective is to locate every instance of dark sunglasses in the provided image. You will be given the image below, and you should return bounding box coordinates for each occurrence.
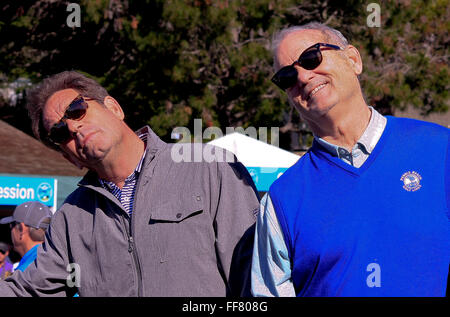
[45,95,92,146]
[271,43,342,90]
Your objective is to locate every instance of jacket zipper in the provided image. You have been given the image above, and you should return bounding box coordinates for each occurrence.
[81,175,146,296]
[120,213,143,296]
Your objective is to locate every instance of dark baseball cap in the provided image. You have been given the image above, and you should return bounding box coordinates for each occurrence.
[0,201,52,230]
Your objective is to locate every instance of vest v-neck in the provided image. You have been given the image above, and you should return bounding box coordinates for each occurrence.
[311,116,394,177]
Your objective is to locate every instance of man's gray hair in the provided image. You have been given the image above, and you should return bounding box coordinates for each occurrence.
[271,22,349,69]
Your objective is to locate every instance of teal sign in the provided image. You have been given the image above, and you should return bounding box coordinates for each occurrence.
[246,167,288,192]
[0,176,57,207]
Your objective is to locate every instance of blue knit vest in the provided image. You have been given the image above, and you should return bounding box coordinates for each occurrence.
[269,116,449,296]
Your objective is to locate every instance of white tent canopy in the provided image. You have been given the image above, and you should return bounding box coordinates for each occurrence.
[208,132,300,168]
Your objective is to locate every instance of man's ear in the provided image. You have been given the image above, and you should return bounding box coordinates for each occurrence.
[344,45,363,75]
[18,223,25,234]
[62,152,84,169]
[103,96,125,120]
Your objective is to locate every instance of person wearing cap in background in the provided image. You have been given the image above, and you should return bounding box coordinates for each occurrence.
[0,242,13,279]
[0,201,52,272]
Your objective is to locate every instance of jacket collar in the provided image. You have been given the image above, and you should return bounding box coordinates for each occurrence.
[135,125,167,167]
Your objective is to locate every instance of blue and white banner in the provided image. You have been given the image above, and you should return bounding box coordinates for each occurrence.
[0,176,57,209]
[246,167,288,192]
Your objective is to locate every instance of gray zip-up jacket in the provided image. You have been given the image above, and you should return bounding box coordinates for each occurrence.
[0,127,259,296]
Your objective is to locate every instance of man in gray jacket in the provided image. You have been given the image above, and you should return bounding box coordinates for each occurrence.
[0,71,259,297]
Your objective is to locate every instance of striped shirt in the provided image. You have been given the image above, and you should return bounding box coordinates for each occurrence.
[99,131,147,217]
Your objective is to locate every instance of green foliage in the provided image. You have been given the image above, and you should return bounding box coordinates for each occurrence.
[355,0,450,116]
[0,0,448,150]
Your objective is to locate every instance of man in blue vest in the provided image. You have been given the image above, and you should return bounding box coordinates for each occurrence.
[251,22,449,297]
[0,201,52,272]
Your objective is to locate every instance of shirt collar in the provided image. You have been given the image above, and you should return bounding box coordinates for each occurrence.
[357,106,386,154]
[18,244,39,267]
[314,106,385,157]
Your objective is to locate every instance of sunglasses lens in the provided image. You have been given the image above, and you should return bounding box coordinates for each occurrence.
[272,66,299,90]
[66,97,88,120]
[48,122,72,145]
[47,96,89,146]
[299,47,322,70]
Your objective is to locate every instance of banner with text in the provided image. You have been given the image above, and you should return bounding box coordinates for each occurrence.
[0,176,57,209]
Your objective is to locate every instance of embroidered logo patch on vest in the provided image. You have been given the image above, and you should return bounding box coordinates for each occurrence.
[400,171,422,192]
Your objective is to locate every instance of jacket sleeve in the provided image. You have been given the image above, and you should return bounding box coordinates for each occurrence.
[0,211,76,297]
[212,157,260,297]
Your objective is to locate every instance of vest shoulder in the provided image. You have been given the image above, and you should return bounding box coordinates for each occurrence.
[269,153,312,196]
[387,116,449,137]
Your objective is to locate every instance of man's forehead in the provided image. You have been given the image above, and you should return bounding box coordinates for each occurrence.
[45,88,79,108]
[42,88,79,128]
[281,29,328,50]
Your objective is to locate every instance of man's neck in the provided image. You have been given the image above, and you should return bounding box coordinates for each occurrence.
[15,239,39,258]
[307,99,372,151]
[94,131,145,189]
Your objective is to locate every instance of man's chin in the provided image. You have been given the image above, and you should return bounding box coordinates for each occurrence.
[296,100,334,117]
[79,149,108,168]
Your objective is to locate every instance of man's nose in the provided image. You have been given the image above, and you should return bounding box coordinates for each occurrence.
[294,64,315,86]
[65,119,82,136]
